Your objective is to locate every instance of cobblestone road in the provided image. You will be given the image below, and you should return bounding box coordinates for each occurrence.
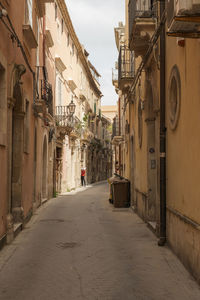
[0,182,200,300]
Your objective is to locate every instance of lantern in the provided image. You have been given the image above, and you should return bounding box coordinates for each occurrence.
[68,98,76,115]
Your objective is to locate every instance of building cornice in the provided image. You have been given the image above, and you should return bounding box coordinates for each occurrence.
[56,0,102,97]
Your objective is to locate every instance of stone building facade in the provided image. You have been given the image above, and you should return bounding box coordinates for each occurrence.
[45,0,112,192]
[0,0,112,248]
[113,0,200,283]
[0,0,55,245]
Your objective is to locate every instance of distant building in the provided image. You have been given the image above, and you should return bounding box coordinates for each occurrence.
[101,105,117,123]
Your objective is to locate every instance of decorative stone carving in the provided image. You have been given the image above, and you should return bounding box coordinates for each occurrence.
[168,65,181,130]
[15,64,26,84]
[7,97,16,109]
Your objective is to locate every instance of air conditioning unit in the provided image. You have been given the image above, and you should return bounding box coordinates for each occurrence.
[167,0,200,35]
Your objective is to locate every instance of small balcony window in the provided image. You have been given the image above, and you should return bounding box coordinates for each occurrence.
[61,19,64,33]
[25,0,33,27]
[129,0,156,53]
[72,43,75,56]
[55,3,57,20]
[118,46,134,90]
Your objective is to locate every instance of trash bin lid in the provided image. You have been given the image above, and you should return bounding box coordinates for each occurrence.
[108,176,120,184]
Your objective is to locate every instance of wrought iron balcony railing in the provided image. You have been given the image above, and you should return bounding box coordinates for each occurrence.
[112,116,119,139]
[118,46,134,83]
[36,79,53,115]
[41,79,52,102]
[129,0,156,41]
[55,106,74,128]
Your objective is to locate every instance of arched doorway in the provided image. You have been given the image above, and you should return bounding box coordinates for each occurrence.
[42,136,48,199]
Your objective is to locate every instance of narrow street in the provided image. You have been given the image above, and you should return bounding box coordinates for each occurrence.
[0,182,199,300]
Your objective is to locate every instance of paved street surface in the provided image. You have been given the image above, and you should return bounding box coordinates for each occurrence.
[0,182,200,300]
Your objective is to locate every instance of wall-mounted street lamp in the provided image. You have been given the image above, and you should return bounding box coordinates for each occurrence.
[68,97,76,115]
[55,96,76,127]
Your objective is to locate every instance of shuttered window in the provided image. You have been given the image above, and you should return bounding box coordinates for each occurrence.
[58,78,62,106]
[25,0,33,27]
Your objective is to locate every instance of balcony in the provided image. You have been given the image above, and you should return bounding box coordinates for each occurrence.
[112,116,119,138]
[55,56,66,73]
[118,46,134,91]
[35,79,53,116]
[41,80,53,116]
[79,90,87,101]
[45,30,54,48]
[22,24,38,49]
[67,78,77,92]
[36,0,54,17]
[129,0,156,56]
[81,128,94,144]
[112,68,118,89]
[167,0,200,38]
[112,116,124,145]
[55,106,74,133]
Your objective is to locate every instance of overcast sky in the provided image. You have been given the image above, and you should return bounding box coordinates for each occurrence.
[66,0,125,106]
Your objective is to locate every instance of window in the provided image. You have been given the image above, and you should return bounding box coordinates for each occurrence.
[76,50,79,64]
[57,20,61,42]
[25,0,33,27]
[168,65,181,130]
[55,3,57,20]
[61,19,64,33]
[58,78,62,106]
[67,32,70,46]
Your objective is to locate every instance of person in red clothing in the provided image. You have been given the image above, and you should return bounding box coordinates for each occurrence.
[81,168,86,186]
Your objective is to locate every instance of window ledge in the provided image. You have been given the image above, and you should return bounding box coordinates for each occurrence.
[22,24,38,49]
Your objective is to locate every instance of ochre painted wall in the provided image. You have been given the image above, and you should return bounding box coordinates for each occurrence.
[166,36,200,282]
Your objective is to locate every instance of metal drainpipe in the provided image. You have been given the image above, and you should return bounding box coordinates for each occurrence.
[158,0,166,246]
